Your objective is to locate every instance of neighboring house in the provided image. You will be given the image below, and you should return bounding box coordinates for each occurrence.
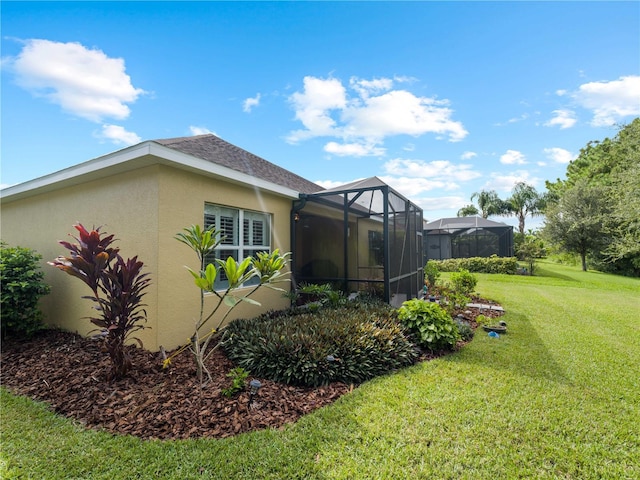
[424,217,513,262]
[1,134,423,351]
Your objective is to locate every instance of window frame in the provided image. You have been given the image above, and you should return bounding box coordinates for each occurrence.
[203,203,272,290]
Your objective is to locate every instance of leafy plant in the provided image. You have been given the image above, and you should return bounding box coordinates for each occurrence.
[224,302,417,386]
[49,224,151,379]
[475,314,489,326]
[221,367,250,397]
[515,233,546,275]
[449,269,478,296]
[397,299,460,352]
[424,260,441,289]
[455,319,474,341]
[292,283,346,308]
[0,243,51,339]
[169,224,290,386]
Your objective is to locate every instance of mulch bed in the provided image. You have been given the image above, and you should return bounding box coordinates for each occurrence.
[1,300,503,441]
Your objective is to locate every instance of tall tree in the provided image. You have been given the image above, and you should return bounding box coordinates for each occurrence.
[470,190,506,218]
[505,182,545,235]
[542,180,610,271]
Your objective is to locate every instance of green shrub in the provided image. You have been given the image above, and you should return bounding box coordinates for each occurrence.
[223,302,418,387]
[436,283,471,317]
[424,260,441,288]
[0,243,51,338]
[449,269,478,296]
[397,299,460,352]
[455,319,474,341]
[432,256,518,274]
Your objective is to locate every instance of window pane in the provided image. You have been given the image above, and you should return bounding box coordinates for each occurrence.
[204,204,238,245]
[243,211,270,246]
[204,204,271,290]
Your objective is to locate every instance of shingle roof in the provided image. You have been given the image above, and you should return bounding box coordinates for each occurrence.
[154,134,324,194]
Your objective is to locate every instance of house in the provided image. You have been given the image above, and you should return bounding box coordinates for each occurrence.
[1,134,423,350]
[424,216,514,262]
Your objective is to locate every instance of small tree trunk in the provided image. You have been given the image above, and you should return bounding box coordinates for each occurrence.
[581,253,587,271]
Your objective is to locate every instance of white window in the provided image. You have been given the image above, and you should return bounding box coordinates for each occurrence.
[204,204,271,289]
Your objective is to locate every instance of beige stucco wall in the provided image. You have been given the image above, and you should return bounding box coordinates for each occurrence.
[154,165,292,351]
[1,161,293,351]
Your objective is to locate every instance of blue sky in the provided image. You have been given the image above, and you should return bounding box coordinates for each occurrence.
[2,1,639,229]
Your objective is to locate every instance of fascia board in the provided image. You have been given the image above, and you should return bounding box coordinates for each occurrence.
[1,141,300,202]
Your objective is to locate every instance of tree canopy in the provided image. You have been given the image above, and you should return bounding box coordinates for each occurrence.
[544,118,640,275]
[543,179,610,271]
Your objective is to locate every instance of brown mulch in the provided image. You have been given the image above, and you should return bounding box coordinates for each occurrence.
[1,300,503,441]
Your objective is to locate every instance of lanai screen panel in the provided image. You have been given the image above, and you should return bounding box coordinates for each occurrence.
[292,178,423,304]
[424,217,514,261]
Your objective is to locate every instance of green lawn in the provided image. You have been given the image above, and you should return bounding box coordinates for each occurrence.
[2,261,639,479]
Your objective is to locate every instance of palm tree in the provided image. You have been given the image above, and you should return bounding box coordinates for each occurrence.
[457,204,479,217]
[505,182,545,234]
[470,190,506,218]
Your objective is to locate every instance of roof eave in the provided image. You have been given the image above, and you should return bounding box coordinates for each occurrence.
[1,141,301,203]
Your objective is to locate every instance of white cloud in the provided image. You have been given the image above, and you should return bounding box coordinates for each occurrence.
[461,151,477,160]
[287,76,347,142]
[383,158,481,183]
[349,76,393,99]
[545,109,577,129]
[189,126,215,136]
[9,39,145,122]
[574,75,640,126]
[287,75,467,147]
[324,142,385,157]
[343,90,468,142]
[314,179,359,190]
[543,147,575,164]
[243,93,261,113]
[416,195,468,212]
[96,124,141,146]
[379,176,457,197]
[486,171,540,193]
[500,149,527,165]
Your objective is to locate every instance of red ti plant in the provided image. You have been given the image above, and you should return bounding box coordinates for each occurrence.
[49,224,151,379]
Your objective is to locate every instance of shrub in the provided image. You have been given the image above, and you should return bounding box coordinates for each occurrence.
[49,224,151,379]
[0,243,51,339]
[397,299,460,352]
[223,302,418,387]
[455,319,474,341]
[424,260,441,289]
[436,283,471,317]
[449,269,478,296]
[432,256,518,274]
